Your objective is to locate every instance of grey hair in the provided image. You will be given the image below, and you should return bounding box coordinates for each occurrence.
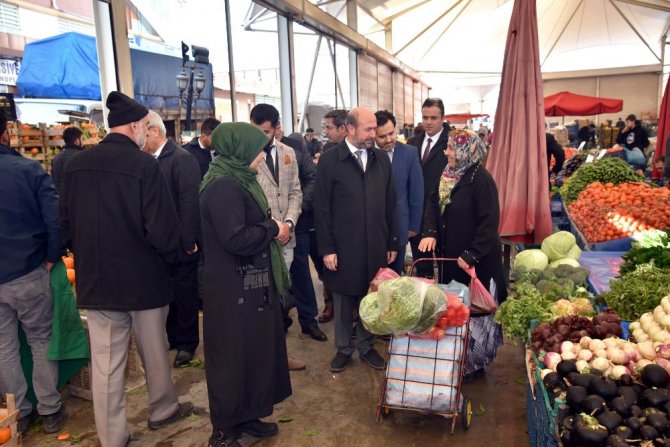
[147,111,166,137]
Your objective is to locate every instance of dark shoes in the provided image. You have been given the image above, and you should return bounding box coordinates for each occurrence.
[330,352,352,373]
[317,303,334,323]
[209,431,241,447]
[42,405,68,434]
[18,408,38,435]
[148,402,194,430]
[302,325,327,341]
[173,350,195,368]
[360,349,386,370]
[235,419,278,438]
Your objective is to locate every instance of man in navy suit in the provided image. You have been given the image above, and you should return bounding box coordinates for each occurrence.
[375,110,424,274]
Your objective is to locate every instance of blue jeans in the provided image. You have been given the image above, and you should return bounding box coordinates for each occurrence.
[290,231,319,329]
[0,265,61,417]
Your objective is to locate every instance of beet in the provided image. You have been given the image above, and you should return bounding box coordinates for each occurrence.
[618,374,633,386]
[597,410,623,432]
[639,424,659,440]
[609,396,631,417]
[566,386,588,408]
[568,372,596,388]
[543,372,564,391]
[645,412,668,435]
[589,377,618,400]
[617,386,638,405]
[641,364,670,388]
[581,394,607,416]
[629,405,643,418]
[625,416,642,432]
[572,413,609,445]
[557,359,578,378]
[605,434,627,447]
[613,425,633,439]
[642,387,670,407]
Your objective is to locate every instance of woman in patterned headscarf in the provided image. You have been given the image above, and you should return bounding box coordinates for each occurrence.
[419,128,506,380]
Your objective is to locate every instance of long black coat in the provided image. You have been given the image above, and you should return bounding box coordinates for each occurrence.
[60,133,180,311]
[200,177,291,431]
[314,140,399,296]
[423,163,507,303]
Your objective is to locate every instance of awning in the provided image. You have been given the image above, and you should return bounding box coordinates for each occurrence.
[544,91,623,117]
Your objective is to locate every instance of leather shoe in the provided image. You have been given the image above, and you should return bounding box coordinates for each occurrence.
[330,352,351,373]
[18,408,38,435]
[42,405,68,434]
[235,419,278,438]
[301,325,327,341]
[317,303,333,323]
[360,349,386,370]
[288,357,306,371]
[173,350,194,368]
[148,402,194,430]
[209,431,241,447]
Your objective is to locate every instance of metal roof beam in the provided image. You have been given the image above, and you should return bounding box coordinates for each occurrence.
[393,0,463,57]
[420,0,472,61]
[614,0,670,13]
[610,0,662,61]
[541,0,584,67]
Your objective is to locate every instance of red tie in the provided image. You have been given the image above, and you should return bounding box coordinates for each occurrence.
[421,138,433,165]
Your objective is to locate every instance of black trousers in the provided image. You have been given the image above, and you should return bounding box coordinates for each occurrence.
[166,259,200,353]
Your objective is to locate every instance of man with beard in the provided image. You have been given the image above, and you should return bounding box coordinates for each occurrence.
[314,107,399,373]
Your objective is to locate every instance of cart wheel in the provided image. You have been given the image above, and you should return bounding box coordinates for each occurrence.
[381,406,391,419]
[461,397,472,430]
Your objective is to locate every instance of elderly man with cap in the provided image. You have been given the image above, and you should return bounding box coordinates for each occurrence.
[60,92,193,447]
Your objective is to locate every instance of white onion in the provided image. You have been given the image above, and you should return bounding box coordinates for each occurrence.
[591,357,610,373]
[579,336,592,349]
[589,339,606,352]
[561,341,575,354]
[575,360,590,374]
[577,350,593,362]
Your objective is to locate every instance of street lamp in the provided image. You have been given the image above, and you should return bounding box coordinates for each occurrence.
[177,41,209,132]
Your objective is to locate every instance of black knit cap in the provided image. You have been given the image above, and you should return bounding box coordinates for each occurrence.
[106,91,149,127]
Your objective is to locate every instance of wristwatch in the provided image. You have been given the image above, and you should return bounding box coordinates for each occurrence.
[285,220,295,232]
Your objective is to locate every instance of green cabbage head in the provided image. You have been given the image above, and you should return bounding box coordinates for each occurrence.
[541,231,577,261]
[513,249,549,273]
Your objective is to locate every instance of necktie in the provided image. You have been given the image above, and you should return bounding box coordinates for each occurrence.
[355,149,365,171]
[421,138,433,165]
[264,146,277,182]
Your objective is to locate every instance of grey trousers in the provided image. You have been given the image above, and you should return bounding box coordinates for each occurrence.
[87,306,178,447]
[333,293,374,356]
[0,265,61,417]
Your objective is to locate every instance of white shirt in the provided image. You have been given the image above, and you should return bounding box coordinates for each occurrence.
[153,141,167,159]
[422,127,443,160]
[199,137,215,159]
[345,137,368,171]
[266,138,277,168]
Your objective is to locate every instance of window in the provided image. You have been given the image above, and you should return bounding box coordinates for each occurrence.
[0,2,20,34]
[58,17,95,36]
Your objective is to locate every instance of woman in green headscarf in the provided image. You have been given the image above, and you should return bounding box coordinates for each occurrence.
[200,122,292,447]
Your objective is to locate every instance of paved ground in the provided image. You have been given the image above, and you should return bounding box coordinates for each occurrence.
[21,268,530,447]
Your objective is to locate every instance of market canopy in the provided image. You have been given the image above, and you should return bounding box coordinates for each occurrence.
[544,91,624,117]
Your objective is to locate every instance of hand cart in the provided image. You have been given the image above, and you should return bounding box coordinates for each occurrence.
[375,258,473,432]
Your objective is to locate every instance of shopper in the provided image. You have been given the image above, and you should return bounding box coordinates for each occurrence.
[419,128,506,380]
[374,110,423,274]
[304,127,322,157]
[314,107,399,373]
[0,111,68,435]
[183,118,220,180]
[51,126,83,195]
[143,111,201,368]
[60,92,193,447]
[546,131,565,179]
[200,122,292,447]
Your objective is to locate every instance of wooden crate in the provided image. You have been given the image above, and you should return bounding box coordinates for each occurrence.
[0,394,20,446]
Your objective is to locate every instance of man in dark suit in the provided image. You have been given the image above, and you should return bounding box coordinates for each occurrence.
[51,126,83,195]
[314,107,399,373]
[182,117,220,180]
[406,98,449,277]
[375,110,423,274]
[144,111,202,367]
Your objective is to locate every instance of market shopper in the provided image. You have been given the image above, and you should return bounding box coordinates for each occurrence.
[314,107,399,373]
[418,128,507,380]
[60,91,193,447]
[0,111,69,435]
[304,127,322,157]
[143,111,201,368]
[407,98,450,277]
[546,131,565,180]
[51,126,83,195]
[183,117,220,180]
[374,110,423,274]
[616,114,649,170]
[200,122,292,447]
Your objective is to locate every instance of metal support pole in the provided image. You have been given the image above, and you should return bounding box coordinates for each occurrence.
[297,35,322,133]
[185,68,194,132]
[224,0,237,122]
[326,39,346,108]
[277,14,297,133]
[384,22,393,52]
[347,0,358,108]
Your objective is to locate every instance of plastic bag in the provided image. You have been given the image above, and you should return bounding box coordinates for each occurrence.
[369,267,399,292]
[411,286,447,334]
[465,267,498,315]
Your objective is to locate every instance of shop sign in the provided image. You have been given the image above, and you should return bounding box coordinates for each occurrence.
[0,59,20,86]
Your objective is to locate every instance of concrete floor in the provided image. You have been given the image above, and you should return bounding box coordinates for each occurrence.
[22,268,530,447]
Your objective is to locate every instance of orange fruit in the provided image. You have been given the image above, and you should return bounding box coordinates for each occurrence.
[62,257,74,269]
[0,426,11,444]
[66,268,75,284]
[30,148,39,155]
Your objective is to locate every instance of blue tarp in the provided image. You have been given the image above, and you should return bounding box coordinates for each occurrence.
[16,32,214,113]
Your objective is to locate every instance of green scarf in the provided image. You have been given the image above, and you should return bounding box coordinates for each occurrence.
[200,122,290,294]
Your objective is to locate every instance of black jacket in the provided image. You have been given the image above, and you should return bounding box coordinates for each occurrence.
[0,145,63,284]
[156,139,201,255]
[546,133,565,175]
[51,144,83,195]
[281,138,316,233]
[306,138,322,157]
[617,123,650,151]
[407,122,450,234]
[182,137,213,180]
[61,133,181,311]
[314,140,399,296]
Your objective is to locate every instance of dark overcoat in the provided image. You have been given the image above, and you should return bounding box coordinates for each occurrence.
[314,140,399,297]
[200,176,291,431]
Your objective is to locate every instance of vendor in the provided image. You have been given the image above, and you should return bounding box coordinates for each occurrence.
[616,114,649,170]
[577,124,596,148]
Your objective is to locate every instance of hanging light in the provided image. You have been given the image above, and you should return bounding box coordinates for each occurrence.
[176,70,189,93]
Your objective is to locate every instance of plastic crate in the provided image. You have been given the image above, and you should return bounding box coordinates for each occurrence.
[527,380,559,447]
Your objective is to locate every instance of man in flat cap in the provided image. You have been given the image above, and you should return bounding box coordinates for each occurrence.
[60,91,193,447]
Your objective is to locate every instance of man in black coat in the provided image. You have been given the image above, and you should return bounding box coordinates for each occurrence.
[304,127,322,157]
[314,107,399,373]
[60,92,193,446]
[182,117,220,180]
[144,111,202,367]
[546,131,565,178]
[51,126,83,195]
[406,98,449,277]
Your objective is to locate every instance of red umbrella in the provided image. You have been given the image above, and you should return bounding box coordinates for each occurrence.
[544,91,624,116]
[488,0,551,244]
[653,79,669,180]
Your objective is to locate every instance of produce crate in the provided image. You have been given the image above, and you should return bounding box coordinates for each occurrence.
[526,346,562,447]
[68,314,145,401]
[565,206,633,252]
[0,394,20,446]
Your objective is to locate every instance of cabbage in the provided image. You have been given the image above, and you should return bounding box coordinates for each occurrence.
[541,231,577,261]
[549,258,581,269]
[360,277,424,334]
[565,244,582,261]
[513,249,549,273]
[359,292,393,335]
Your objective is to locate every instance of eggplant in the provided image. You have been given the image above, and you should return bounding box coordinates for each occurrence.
[639,424,659,440]
[568,372,595,388]
[641,364,670,388]
[609,396,631,417]
[613,425,633,439]
[617,386,639,405]
[589,377,618,400]
[642,387,670,407]
[572,413,609,445]
[567,386,589,408]
[625,416,643,432]
[597,410,623,432]
[557,359,578,378]
[581,395,607,416]
[618,374,633,386]
[645,412,668,435]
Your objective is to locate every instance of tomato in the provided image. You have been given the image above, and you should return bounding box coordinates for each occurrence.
[437,316,448,329]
